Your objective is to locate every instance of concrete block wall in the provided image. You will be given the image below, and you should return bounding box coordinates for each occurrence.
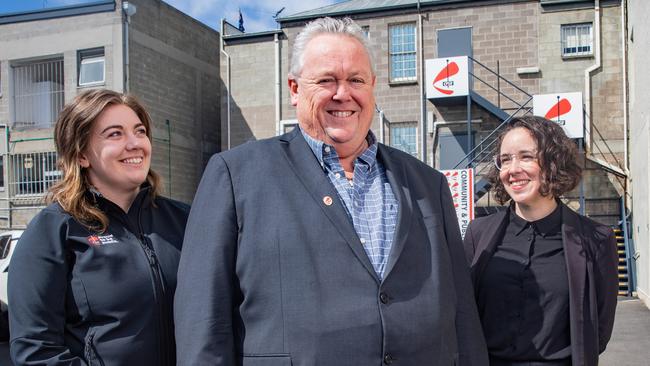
[220,35,280,149]
[129,0,221,204]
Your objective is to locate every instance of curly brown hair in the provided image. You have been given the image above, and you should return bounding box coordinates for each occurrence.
[489,116,582,205]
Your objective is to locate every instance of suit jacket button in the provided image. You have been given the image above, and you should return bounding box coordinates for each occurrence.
[380,292,389,304]
[384,353,394,364]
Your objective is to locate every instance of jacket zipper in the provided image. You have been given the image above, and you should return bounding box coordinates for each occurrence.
[84,332,106,366]
[136,206,173,366]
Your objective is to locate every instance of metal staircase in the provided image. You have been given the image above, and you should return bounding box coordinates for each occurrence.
[432,55,636,294]
[450,56,534,205]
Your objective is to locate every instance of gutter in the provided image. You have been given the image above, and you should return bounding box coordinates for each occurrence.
[220,19,232,150]
[275,33,281,136]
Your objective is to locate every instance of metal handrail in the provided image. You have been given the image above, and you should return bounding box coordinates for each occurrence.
[453,97,533,169]
[620,195,635,296]
[469,56,533,98]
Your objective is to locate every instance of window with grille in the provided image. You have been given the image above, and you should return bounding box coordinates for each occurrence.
[561,23,593,57]
[390,122,418,157]
[12,58,64,129]
[9,152,60,196]
[389,23,417,82]
[78,47,105,86]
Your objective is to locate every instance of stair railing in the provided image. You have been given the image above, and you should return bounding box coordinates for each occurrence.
[451,55,536,172]
[620,195,635,296]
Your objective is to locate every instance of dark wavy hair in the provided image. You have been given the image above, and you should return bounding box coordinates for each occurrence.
[489,116,582,205]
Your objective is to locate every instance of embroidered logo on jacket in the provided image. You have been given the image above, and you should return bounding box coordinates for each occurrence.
[87,234,119,246]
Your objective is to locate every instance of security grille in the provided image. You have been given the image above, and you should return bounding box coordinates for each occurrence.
[12,58,65,129]
[9,151,60,196]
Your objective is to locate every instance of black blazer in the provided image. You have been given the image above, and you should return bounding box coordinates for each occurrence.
[463,204,618,366]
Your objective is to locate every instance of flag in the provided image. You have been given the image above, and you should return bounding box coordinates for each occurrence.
[238,9,245,32]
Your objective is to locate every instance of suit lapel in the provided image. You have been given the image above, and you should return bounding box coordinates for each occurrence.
[561,204,586,366]
[378,145,413,279]
[279,130,380,283]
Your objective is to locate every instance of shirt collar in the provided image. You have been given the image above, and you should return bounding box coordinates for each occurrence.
[509,202,562,237]
[299,126,378,170]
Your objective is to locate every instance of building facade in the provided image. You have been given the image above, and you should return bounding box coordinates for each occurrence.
[222,0,626,219]
[0,0,220,228]
[627,0,650,307]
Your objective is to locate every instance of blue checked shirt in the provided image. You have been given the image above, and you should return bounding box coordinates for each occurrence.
[301,128,399,279]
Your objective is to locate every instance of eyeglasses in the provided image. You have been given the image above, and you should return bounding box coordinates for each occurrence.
[494,151,538,171]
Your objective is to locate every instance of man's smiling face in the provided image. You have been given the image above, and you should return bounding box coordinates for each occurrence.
[289,33,376,156]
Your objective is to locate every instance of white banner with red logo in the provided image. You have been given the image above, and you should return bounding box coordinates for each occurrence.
[425,56,469,98]
[532,92,584,138]
[441,169,474,238]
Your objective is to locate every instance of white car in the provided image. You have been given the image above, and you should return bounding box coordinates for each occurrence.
[0,231,23,312]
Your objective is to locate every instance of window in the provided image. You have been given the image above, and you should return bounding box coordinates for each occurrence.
[9,151,60,196]
[78,48,105,86]
[389,23,417,82]
[361,25,370,38]
[280,119,298,135]
[561,23,593,57]
[390,122,418,157]
[12,58,64,129]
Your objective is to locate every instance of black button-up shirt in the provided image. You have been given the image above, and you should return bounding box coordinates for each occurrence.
[477,204,571,363]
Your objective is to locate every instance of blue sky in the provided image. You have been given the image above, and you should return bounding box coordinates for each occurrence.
[0,0,346,32]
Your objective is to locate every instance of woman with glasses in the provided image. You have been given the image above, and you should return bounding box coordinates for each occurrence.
[463,116,618,366]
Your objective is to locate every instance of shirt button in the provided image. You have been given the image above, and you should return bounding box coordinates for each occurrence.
[324,146,331,153]
[335,173,341,179]
[384,353,394,365]
[360,238,366,244]
[380,292,389,304]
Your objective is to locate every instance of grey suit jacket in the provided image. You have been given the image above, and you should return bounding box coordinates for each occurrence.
[463,204,618,366]
[175,128,488,366]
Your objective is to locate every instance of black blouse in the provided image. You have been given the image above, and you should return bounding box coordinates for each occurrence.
[477,204,571,363]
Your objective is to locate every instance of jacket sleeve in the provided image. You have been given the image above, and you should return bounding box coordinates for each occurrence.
[8,211,87,366]
[439,176,489,366]
[174,154,238,366]
[463,222,477,266]
[595,227,618,353]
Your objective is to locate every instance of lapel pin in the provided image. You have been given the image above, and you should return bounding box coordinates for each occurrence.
[323,196,333,206]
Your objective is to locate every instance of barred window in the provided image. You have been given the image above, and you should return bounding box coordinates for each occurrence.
[561,23,593,57]
[12,58,64,129]
[9,152,60,196]
[389,23,417,82]
[390,122,418,157]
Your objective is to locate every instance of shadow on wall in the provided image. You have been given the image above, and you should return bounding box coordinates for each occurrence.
[222,77,256,150]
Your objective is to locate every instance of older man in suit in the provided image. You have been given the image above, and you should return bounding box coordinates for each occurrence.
[174,17,488,366]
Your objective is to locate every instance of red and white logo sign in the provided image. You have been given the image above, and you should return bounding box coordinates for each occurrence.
[533,92,583,138]
[426,56,469,98]
[441,168,474,239]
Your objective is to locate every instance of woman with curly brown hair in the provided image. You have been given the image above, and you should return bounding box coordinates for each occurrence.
[8,89,189,366]
[463,116,618,366]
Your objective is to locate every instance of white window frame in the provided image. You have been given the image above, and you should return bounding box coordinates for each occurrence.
[561,23,593,58]
[389,121,418,157]
[389,23,417,83]
[78,48,105,86]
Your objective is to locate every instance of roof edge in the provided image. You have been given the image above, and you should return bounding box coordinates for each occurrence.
[0,0,115,25]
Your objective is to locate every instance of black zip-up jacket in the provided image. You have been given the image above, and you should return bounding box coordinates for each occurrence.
[8,187,189,366]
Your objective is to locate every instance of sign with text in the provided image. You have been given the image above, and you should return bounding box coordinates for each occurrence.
[533,92,584,138]
[426,56,469,98]
[441,168,474,238]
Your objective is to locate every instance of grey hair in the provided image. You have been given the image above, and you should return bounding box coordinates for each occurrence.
[289,17,374,78]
